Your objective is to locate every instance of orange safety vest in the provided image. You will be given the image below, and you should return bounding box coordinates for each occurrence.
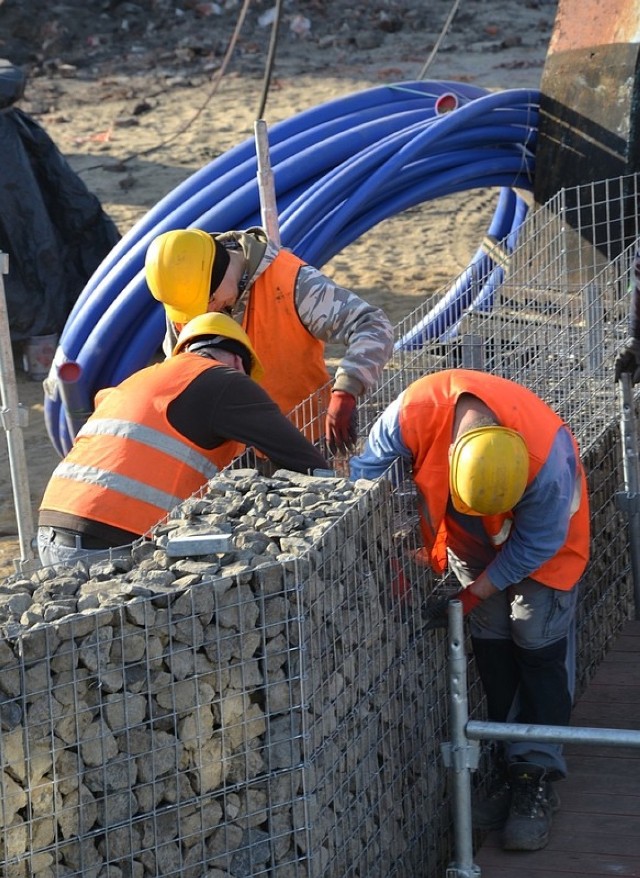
[242,249,331,443]
[40,355,243,536]
[399,370,590,590]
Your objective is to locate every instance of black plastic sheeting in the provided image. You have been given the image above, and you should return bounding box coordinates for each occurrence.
[0,65,121,341]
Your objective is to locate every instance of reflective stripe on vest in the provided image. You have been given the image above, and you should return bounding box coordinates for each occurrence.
[78,418,220,481]
[489,519,513,547]
[53,460,184,512]
[40,355,238,535]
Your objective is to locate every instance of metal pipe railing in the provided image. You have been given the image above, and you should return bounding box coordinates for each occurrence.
[616,372,640,618]
[466,720,640,748]
[442,600,481,878]
[444,599,640,878]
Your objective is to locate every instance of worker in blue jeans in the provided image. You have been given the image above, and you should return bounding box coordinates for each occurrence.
[350,369,590,852]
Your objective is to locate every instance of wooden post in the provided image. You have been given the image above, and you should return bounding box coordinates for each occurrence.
[254,120,280,247]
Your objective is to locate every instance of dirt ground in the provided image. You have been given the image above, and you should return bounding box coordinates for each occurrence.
[0,0,559,576]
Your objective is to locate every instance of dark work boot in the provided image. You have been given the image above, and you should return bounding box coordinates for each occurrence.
[501,762,560,851]
[471,754,511,829]
[471,777,511,829]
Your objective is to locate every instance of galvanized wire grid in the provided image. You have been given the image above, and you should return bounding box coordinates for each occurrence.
[217,172,639,872]
[384,175,639,443]
[2,173,638,877]
[289,171,639,868]
[295,473,452,877]
[382,174,639,688]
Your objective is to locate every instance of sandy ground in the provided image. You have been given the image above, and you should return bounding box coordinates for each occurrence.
[0,0,559,576]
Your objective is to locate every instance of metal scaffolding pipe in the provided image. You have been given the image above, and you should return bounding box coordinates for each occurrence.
[0,251,36,567]
[467,719,640,748]
[444,599,640,877]
[617,372,640,618]
[444,600,481,878]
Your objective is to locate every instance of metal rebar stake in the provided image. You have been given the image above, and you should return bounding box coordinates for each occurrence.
[616,372,640,618]
[442,599,481,878]
[0,251,37,567]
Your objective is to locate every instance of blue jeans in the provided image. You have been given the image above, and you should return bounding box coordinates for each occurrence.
[447,549,578,779]
[37,526,132,568]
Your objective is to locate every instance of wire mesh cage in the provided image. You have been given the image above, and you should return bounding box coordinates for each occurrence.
[384,172,640,690]
[0,173,638,877]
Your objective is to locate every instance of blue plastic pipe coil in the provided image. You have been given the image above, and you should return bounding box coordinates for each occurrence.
[45,81,539,456]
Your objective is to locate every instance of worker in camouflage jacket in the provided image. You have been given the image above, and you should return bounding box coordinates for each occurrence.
[614,245,640,385]
[144,227,394,452]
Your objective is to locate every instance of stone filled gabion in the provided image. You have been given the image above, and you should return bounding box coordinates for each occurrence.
[0,468,444,878]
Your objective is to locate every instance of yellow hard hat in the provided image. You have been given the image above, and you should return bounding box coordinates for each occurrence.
[172,312,265,382]
[449,426,529,516]
[145,229,229,324]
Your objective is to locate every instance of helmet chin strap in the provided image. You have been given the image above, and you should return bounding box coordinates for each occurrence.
[237,270,250,297]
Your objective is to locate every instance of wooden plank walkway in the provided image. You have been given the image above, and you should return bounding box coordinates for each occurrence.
[474,620,640,877]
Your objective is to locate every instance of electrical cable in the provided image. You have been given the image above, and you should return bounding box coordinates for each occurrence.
[45,81,540,456]
[256,0,285,119]
[418,0,462,80]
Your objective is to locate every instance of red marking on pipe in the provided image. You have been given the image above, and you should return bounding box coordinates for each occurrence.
[58,361,82,383]
[435,93,459,114]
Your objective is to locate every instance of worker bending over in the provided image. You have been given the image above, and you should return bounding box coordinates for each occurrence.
[38,313,328,567]
[350,369,590,853]
[144,227,394,452]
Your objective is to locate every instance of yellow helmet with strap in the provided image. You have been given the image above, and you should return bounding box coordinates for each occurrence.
[173,313,264,382]
[449,425,529,516]
[145,229,229,324]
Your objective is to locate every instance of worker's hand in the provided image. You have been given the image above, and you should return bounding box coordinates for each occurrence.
[325,390,357,454]
[422,588,483,630]
[390,557,411,603]
[614,337,640,384]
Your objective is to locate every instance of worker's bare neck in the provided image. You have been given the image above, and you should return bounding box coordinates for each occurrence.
[453,393,497,439]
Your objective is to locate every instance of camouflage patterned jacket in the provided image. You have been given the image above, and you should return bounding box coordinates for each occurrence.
[163,227,394,398]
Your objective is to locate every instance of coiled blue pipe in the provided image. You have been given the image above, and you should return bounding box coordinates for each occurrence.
[468,190,530,316]
[45,81,539,456]
[64,81,488,329]
[395,186,518,350]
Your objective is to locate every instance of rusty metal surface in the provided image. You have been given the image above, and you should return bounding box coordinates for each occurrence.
[549,0,640,52]
[534,0,640,250]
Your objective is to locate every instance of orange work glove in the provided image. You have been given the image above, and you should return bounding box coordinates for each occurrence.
[325,390,357,454]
